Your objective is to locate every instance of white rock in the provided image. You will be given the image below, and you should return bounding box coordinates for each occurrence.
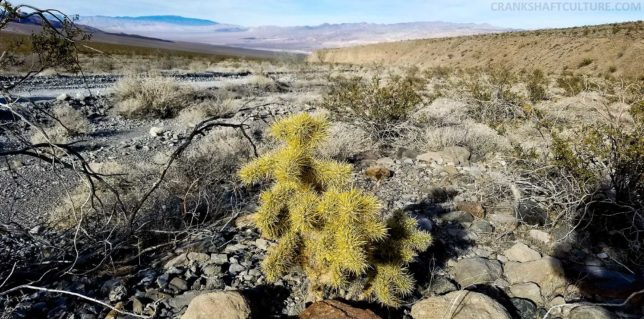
[149,126,165,137]
[181,291,251,319]
[504,257,567,297]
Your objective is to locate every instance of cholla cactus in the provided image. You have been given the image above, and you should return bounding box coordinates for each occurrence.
[239,113,431,306]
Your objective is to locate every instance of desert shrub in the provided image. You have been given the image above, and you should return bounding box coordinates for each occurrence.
[30,104,90,144]
[556,73,586,96]
[238,114,431,306]
[424,120,511,159]
[577,58,593,68]
[412,98,469,127]
[176,94,237,127]
[526,69,549,103]
[316,121,372,161]
[463,67,525,125]
[320,74,423,139]
[246,74,278,91]
[551,118,643,260]
[113,74,192,118]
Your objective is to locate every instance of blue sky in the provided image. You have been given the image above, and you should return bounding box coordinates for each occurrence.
[20,0,643,28]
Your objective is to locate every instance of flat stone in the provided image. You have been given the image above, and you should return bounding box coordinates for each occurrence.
[488,214,518,229]
[164,253,188,269]
[299,300,382,319]
[254,238,269,250]
[453,257,503,288]
[375,157,395,167]
[228,263,245,275]
[504,243,541,262]
[440,211,474,223]
[456,201,485,218]
[211,254,228,265]
[470,220,494,233]
[569,306,616,319]
[187,252,211,263]
[504,257,567,297]
[169,277,189,292]
[510,282,544,304]
[411,290,511,319]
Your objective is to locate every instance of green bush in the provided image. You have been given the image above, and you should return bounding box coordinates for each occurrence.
[551,118,643,258]
[556,73,585,96]
[526,69,549,103]
[320,74,423,139]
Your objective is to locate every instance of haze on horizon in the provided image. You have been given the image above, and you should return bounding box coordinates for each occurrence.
[18,0,644,29]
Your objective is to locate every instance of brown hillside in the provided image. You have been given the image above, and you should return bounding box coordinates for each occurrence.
[309,21,644,78]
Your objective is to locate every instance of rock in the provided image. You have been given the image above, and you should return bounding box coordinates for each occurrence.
[517,200,547,226]
[504,243,541,263]
[181,291,251,319]
[442,146,470,165]
[298,300,381,319]
[419,275,458,296]
[504,257,567,297]
[365,166,393,181]
[470,220,494,233]
[510,298,538,319]
[169,277,189,292]
[375,157,395,167]
[568,306,616,319]
[397,147,420,160]
[456,201,485,218]
[411,290,511,319]
[225,244,248,254]
[509,282,543,304]
[416,152,444,164]
[440,211,474,223]
[229,263,245,274]
[234,213,256,229]
[56,93,69,101]
[529,230,553,245]
[164,253,188,269]
[254,238,269,250]
[211,254,228,265]
[149,126,165,137]
[487,214,518,230]
[187,252,210,263]
[131,297,144,314]
[108,284,128,303]
[453,257,503,288]
[203,264,222,277]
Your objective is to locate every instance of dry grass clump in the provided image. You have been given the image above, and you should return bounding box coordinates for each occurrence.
[246,74,278,90]
[113,74,193,118]
[176,96,237,127]
[316,121,372,160]
[424,120,511,159]
[412,98,469,127]
[165,128,253,219]
[30,104,90,145]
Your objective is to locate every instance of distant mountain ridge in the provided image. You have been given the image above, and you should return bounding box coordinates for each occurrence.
[76,15,515,52]
[101,15,218,26]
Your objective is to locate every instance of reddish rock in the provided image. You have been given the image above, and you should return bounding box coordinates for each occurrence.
[456,201,486,218]
[299,300,382,319]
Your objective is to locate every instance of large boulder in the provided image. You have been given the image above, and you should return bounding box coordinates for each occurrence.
[453,257,503,288]
[504,257,567,297]
[298,300,381,319]
[411,290,511,319]
[181,291,251,319]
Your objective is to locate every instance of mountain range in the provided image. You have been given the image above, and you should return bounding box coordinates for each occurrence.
[76,15,515,53]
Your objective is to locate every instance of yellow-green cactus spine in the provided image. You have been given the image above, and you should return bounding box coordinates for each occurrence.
[238,113,432,307]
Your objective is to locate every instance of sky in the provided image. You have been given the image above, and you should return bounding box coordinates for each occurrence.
[18,0,644,29]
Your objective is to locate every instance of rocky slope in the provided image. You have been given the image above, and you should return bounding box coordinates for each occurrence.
[309,21,644,78]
